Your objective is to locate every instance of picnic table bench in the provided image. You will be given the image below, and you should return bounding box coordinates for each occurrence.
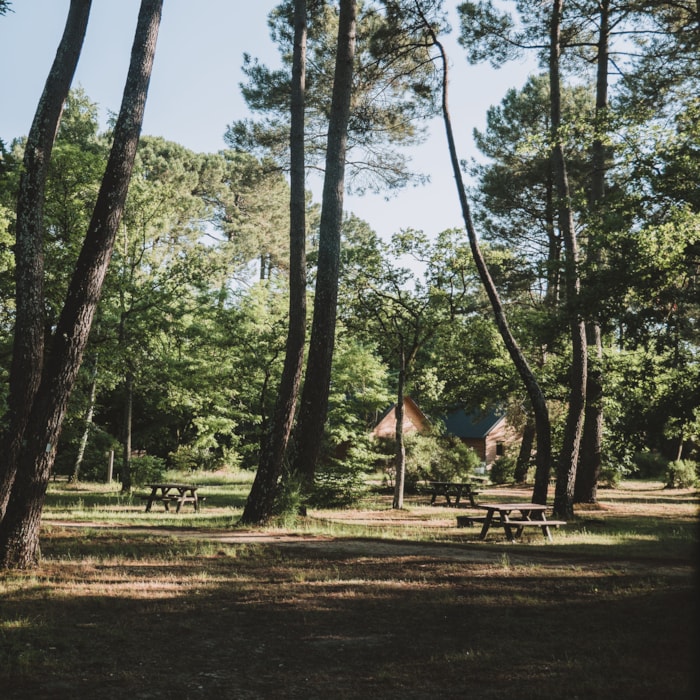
[470,502,566,542]
[142,483,203,513]
[427,481,480,508]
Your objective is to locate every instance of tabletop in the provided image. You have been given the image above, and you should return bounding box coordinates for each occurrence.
[478,502,547,512]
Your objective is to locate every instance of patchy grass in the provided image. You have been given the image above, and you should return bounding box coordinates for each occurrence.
[1,478,697,699]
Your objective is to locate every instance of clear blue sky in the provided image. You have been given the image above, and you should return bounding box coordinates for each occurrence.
[1,1,535,239]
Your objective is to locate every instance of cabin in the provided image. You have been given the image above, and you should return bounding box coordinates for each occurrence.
[371,397,430,439]
[372,398,518,467]
[442,407,518,466]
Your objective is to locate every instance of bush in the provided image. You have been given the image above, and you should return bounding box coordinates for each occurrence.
[489,456,517,485]
[403,433,480,486]
[664,460,699,489]
[632,450,668,480]
[596,454,633,489]
[309,460,369,507]
[129,455,166,486]
[168,444,222,472]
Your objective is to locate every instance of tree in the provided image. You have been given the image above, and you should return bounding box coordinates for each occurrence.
[290,0,358,495]
[0,0,92,520]
[228,0,438,195]
[0,0,163,568]
[241,0,308,524]
[548,0,587,521]
[349,227,474,508]
[418,4,554,504]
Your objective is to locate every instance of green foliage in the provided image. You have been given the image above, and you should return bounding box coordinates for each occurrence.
[632,451,669,480]
[273,473,306,524]
[394,431,480,490]
[597,457,629,489]
[54,423,119,482]
[167,444,222,473]
[664,460,698,489]
[310,450,371,508]
[489,455,517,485]
[129,455,166,487]
[229,0,438,194]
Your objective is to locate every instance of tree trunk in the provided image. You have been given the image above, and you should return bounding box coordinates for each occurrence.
[392,354,407,510]
[576,0,610,504]
[550,0,587,521]
[0,0,92,519]
[0,0,163,569]
[514,414,536,483]
[575,327,603,502]
[424,20,553,505]
[292,0,357,486]
[70,353,99,483]
[241,0,307,525]
[121,372,134,492]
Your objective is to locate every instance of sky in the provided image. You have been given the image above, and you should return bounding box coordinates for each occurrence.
[0,0,536,240]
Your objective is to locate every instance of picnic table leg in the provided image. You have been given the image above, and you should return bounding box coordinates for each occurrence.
[145,488,157,512]
[478,510,494,539]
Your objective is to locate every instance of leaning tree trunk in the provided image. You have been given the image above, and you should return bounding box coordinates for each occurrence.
[0,0,92,519]
[291,0,357,488]
[0,0,163,569]
[241,0,308,525]
[549,0,587,521]
[423,20,553,504]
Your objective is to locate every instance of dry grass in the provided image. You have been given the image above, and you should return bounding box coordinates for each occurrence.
[0,480,698,699]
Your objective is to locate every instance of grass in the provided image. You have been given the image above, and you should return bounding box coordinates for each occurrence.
[1,475,698,699]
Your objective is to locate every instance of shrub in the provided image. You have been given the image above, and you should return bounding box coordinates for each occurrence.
[309,458,369,508]
[403,432,480,486]
[597,454,633,488]
[490,455,517,485]
[664,460,699,489]
[129,455,166,486]
[168,444,222,472]
[632,450,668,479]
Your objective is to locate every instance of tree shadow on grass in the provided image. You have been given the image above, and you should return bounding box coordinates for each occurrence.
[1,534,697,700]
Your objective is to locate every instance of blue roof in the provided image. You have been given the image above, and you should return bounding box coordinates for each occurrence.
[442,407,504,439]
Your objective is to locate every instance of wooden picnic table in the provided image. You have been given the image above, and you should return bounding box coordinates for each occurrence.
[143,483,201,513]
[428,481,480,508]
[476,502,565,542]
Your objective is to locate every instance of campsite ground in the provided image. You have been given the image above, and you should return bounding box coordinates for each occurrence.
[1,479,697,699]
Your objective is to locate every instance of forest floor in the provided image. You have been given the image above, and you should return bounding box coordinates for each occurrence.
[1,482,698,699]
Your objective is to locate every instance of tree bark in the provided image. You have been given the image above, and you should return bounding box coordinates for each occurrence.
[514,414,536,483]
[121,372,134,492]
[70,353,99,483]
[0,0,92,519]
[0,0,163,568]
[392,351,407,510]
[549,0,587,521]
[292,0,357,487]
[576,0,610,504]
[241,0,308,525]
[423,17,553,505]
